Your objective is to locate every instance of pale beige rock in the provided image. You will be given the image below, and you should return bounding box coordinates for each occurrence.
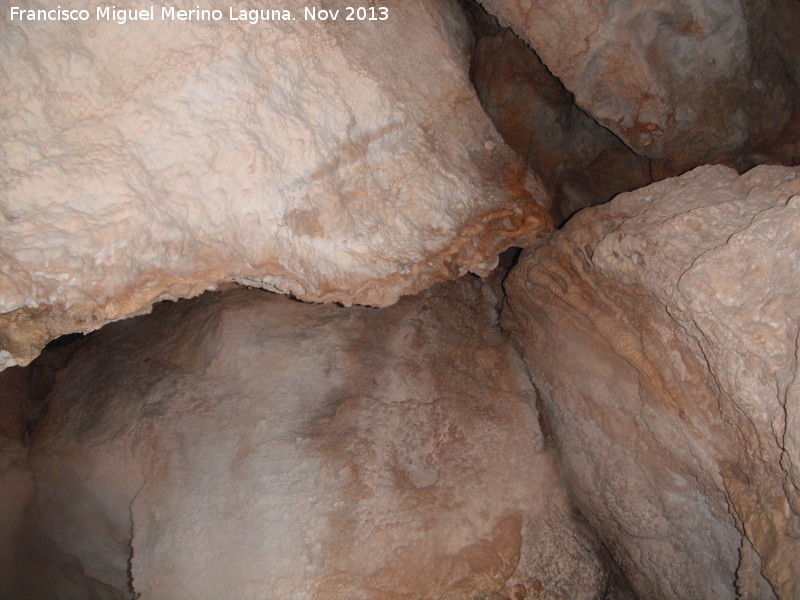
[503,165,800,599]
[0,0,550,371]
[478,0,798,171]
[22,278,605,600]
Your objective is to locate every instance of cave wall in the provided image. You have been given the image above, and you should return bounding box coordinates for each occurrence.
[11,277,606,600]
[466,7,653,225]
[1,0,799,597]
[503,165,800,599]
[0,0,551,371]
[476,0,800,173]
[4,0,800,369]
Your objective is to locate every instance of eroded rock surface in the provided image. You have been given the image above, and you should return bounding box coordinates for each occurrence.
[478,0,800,172]
[468,18,652,224]
[503,165,800,599]
[17,277,605,600]
[0,0,551,371]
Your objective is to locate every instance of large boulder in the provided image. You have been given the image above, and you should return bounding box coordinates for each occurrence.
[0,0,550,371]
[478,0,799,172]
[503,165,800,599]
[21,277,605,600]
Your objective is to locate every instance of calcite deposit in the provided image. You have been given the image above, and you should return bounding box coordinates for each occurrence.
[12,278,606,600]
[0,0,550,371]
[503,165,800,599]
[477,0,800,172]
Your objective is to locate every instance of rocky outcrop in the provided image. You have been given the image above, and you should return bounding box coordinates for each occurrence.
[0,0,551,371]
[17,277,605,600]
[477,0,800,173]
[503,165,800,599]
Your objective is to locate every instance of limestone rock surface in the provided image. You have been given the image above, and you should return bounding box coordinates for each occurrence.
[470,25,652,224]
[478,0,799,171]
[0,0,551,371]
[503,165,800,599]
[17,277,605,600]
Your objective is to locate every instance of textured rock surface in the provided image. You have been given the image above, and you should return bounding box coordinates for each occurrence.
[17,278,606,600]
[469,19,652,224]
[503,165,800,599]
[0,0,551,371]
[477,0,799,171]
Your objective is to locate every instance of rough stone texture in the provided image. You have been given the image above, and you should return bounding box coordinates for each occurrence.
[0,0,551,371]
[477,0,799,172]
[17,278,606,600]
[503,165,800,599]
[469,21,652,224]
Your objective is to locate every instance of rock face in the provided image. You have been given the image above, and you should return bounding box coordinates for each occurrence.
[477,0,799,172]
[503,165,800,599]
[470,24,652,224]
[0,0,551,371]
[16,277,606,600]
